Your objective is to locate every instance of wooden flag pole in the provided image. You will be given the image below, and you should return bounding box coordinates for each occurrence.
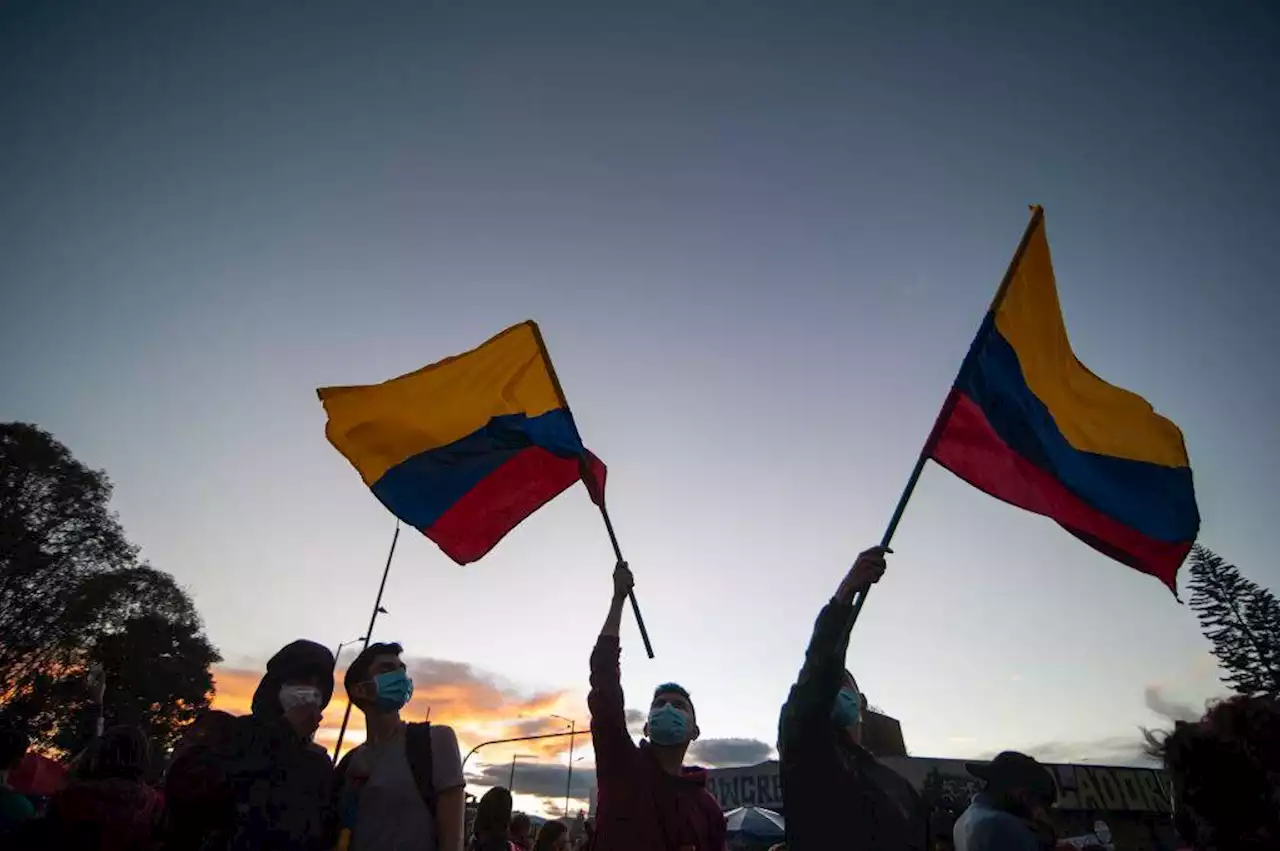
[529,322,656,659]
[847,205,1045,629]
[332,522,401,763]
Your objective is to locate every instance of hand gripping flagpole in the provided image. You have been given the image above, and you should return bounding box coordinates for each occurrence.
[847,205,1045,630]
[529,323,656,659]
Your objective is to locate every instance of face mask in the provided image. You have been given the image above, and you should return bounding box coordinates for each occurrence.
[831,687,862,727]
[279,685,322,713]
[371,669,413,712]
[647,705,692,746]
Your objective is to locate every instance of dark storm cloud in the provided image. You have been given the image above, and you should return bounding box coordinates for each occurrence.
[468,762,597,800]
[687,737,774,767]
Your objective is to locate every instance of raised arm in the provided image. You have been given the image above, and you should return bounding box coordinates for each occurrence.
[779,547,888,748]
[589,562,637,766]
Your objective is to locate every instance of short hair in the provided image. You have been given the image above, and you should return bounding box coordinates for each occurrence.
[81,725,150,783]
[533,820,568,851]
[652,682,695,718]
[474,786,513,837]
[344,641,404,698]
[0,720,29,769]
[510,811,532,834]
[1147,695,1280,849]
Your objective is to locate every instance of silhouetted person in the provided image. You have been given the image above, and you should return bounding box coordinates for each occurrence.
[471,786,516,851]
[778,546,926,851]
[335,641,466,851]
[952,752,1058,851]
[509,812,533,851]
[39,725,163,851]
[163,709,238,851]
[183,639,337,851]
[590,561,726,851]
[532,820,570,851]
[1148,694,1280,851]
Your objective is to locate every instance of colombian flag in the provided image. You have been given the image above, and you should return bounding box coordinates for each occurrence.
[929,209,1199,591]
[318,321,606,564]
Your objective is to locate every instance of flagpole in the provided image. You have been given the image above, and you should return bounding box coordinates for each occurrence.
[528,322,656,659]
[847,205,1045,629]
[332,523,401,763]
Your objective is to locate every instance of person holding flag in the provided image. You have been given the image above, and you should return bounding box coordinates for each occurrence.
[588,562,725,851]
[778,547,927,851]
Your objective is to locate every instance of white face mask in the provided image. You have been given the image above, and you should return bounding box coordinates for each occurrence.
[279,684,322,712]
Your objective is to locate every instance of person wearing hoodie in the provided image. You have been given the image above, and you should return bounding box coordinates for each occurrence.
[778,546,927,851]
[190,639,338,851]
[588,561,726,851]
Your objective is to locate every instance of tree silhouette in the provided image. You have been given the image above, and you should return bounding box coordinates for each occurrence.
[0,422,220,751]
[1187,544,1280,699]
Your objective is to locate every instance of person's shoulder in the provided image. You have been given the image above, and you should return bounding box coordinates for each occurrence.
[426,724,460,747]
[962,807,1035,850]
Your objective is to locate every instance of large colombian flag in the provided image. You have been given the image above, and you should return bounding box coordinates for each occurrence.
[928,208,1198,591]
[317,321,606,564]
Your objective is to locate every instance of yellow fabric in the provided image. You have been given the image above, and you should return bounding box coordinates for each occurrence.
[317,321,563,485]
[993,219,1189,468]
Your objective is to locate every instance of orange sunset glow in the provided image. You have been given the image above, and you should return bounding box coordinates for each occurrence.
[210,655,599,813]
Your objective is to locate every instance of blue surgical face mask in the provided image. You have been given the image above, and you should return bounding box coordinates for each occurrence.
[647,705,693,746]
[372,669,413,712]
[832,687,862,727]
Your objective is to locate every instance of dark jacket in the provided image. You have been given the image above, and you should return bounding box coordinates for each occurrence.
[779,599,927,851]
[178,639,336,851]
[18,777,163,851]
[588,635,726,851]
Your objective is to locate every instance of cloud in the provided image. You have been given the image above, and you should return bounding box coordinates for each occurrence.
[625,709,645,737]
[980,735,1155,767]
[211,656,584,760]
[467,761,597,801]
[687,737,774,767]
[1143,684,1202,723]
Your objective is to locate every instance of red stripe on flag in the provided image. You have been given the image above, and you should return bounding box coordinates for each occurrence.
[425,446,607,564]
[931,390,1189,590]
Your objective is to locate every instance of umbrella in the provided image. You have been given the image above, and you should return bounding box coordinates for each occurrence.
[724,806,785,840]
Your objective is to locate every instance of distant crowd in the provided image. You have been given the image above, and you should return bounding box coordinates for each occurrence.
[1,548,1277,851]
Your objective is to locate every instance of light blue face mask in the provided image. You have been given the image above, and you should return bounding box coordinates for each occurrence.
[832,687,862,727]
[647,705,693,746]
[372,669,414,712]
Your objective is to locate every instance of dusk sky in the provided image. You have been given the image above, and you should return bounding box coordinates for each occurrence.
[3,1,1278,816]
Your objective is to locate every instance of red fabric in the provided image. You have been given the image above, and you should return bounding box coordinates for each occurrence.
[49,779,163,851]
[427,447,607,564]
[588,636,727,851]
[930,391,1189,590]
[7,752,67,796]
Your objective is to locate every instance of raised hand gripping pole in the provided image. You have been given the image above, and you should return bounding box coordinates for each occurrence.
[530,320,655,658]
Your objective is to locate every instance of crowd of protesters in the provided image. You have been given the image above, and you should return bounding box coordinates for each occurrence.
[1,547,1276,850]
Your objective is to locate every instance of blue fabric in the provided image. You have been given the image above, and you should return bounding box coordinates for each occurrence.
[371,408,584,530]
[960,317,1199,543]
[953,793,1039,851]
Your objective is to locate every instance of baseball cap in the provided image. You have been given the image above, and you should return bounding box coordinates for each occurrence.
[966,751,1057,804]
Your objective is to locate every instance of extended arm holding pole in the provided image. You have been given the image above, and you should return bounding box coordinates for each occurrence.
[530,321,655,658]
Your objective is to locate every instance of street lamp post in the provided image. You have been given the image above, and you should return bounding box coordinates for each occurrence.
[508,753,534,795]
[333,636,367,670]
[551,715,577,817]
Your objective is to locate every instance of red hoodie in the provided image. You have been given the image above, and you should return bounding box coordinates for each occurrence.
[588,635,726,851]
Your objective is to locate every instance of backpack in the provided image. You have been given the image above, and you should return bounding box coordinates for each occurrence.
[335,722,436,820]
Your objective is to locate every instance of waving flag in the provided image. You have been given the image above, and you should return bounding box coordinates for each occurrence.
[928,209,1199,590]
[318,321,606,564]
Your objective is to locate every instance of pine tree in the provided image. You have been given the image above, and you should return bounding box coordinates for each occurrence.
[1186,544,1280,698]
